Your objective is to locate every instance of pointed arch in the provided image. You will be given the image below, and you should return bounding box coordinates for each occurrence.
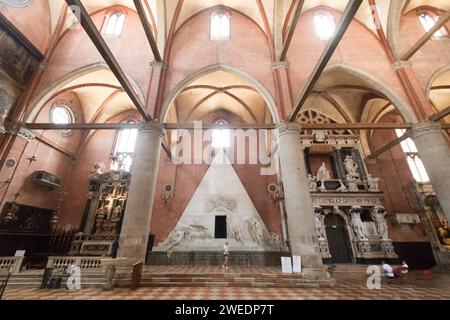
[323,63,418,123]
[159,63,280,124]
[26,62,145,123]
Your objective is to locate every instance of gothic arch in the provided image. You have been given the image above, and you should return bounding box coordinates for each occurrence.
[426,63,450,97]
[323,63,418,123]
[159,63,280,124]
[26,62,145,123]
[387,0,404,59]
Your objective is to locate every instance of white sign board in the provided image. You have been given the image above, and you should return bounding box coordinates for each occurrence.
[281,257,292,274]
[293,256,302,273]
[14,250,26,257]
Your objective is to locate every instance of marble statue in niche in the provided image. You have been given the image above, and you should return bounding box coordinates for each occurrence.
[317,162,331,181]
[317,162,331,192]
[344,155,359,178]
[314,208,326,240]
[336,180,347,192]
[346,174,359,192]
[367,174,380,192]
[350,207,368,241]
[371,206,390,240]
[308,174,317,192]
[111,205,122,222]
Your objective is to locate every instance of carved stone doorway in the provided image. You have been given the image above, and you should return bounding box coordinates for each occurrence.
[325,214,353,264]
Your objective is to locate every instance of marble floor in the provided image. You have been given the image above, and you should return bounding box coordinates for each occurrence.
[2,266,450,300]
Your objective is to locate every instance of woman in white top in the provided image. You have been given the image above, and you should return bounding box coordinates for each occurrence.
[223,242,229,270]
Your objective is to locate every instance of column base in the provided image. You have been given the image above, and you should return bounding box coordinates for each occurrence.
[300,267,331,281]
[299,254,330,280]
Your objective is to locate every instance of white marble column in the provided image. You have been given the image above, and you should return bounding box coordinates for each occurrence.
[277,122,328,279]
[412,122,450,222]
[117,121,164,261]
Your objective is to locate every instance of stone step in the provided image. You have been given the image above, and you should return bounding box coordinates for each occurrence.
[5,268,334,289]
[138,281,321,288]
[6,274,107,288]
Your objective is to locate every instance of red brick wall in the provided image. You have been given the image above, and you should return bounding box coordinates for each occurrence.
[400,9,450,93]
[0,91,83,215]
[164,8,277,109]
[30,7,155,116]
[286,7,411,113]
[365,111,428,242]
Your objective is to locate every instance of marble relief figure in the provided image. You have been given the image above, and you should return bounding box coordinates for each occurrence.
[246,217,264,245]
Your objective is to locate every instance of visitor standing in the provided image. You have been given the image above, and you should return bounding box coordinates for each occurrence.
[223,242,229,270]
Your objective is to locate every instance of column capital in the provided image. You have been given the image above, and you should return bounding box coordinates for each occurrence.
[38,62,49,70]
[276,121,302,137]
[149,60,168,69]
[411,121,442,138]
[392,60,412,70]
[139,121,165,137]
[272,61,289,69]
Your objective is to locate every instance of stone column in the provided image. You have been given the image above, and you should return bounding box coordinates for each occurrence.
[117,121,164,261]
[277,122,328,279]
[411,122,450,222]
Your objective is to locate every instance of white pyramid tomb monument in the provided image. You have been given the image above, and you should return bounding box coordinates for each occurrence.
[154,149,279,252]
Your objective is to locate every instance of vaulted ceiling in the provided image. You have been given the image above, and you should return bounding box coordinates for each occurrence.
[27,0,450,125]
[166,70,271,124]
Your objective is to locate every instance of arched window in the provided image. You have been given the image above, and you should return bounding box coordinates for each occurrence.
[418,12,447,37]
[395,129,430,183]
[104,12,126,36]
[314,12,336,41]
[212,120,231,149]
[211,11,230,40]
[111,124,138,171]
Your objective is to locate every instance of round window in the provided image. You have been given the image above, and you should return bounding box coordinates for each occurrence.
[50,103,74,134]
